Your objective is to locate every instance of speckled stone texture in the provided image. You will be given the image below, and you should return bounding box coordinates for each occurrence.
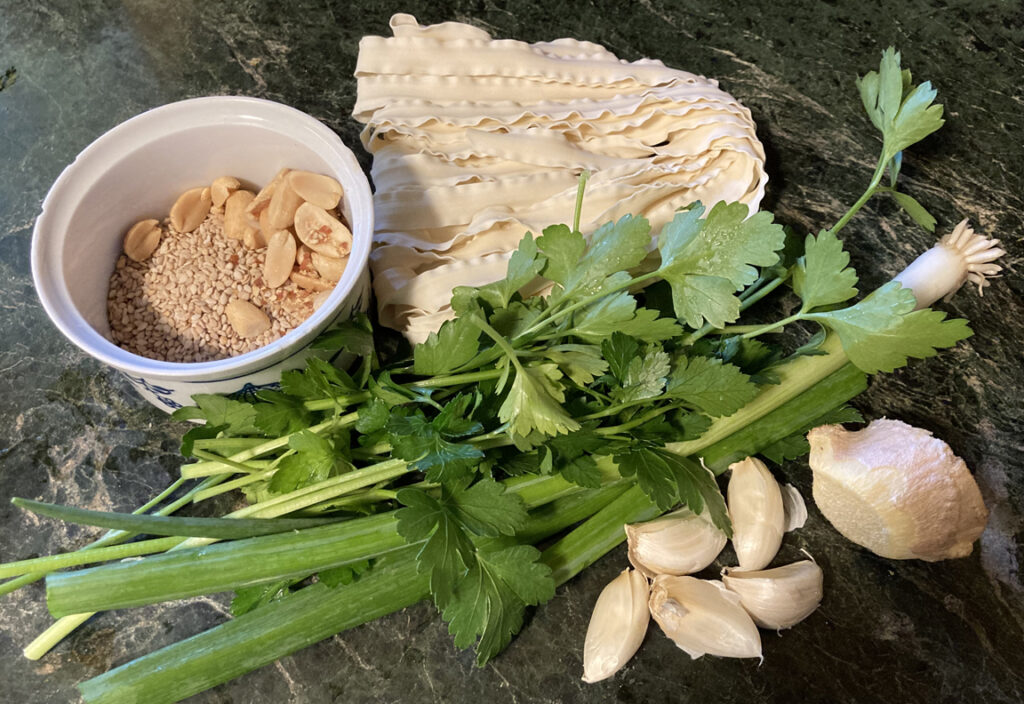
[1,1,1021,702]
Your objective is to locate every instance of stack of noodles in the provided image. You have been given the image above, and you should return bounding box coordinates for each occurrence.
[354,14,767,343]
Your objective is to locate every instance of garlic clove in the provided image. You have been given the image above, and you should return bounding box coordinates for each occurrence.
[781,483,808,532]
[582,568,650,683]
[727,457,784,571]
[626,508,727,579]
[807,419,988,561]
[648,575,761,660]
[722,560,823,629]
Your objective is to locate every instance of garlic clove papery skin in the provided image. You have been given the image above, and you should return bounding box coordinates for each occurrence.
[807,419,988,561]
[727,457,785,571]
[626,509,727,578]
[893,219,1005,309]
[648,575,762,660]
[781,483,808,532]
[722,560,823,630]
[582,568,650,683]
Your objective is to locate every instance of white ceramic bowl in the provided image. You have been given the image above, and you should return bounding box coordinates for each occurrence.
[31,96,373,412]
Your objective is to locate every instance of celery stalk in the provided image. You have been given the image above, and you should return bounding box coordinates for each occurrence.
[76,486,628,704]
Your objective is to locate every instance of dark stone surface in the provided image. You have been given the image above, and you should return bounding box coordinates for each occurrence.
[1,1,1022,702]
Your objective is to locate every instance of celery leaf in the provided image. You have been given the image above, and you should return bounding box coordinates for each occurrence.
[536,223,586,286]
[657,202,786,328]
[808,282,972,373]
[793,230,859,310]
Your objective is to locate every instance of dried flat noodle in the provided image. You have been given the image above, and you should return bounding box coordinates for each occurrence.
[354,13,767,342]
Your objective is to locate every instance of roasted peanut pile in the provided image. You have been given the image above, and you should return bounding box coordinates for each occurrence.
[106,169,352,362]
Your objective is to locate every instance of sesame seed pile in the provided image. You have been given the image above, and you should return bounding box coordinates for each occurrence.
[107,212,316,362]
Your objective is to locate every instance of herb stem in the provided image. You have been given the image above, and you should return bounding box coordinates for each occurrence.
[521,271,661,339]
[739,272,791,310]
[304,392,371,412]
[229,460,409,519]
[827,156,887,237]
[739,312,805,339]
[181,415,356,478]
[411,369,503,388]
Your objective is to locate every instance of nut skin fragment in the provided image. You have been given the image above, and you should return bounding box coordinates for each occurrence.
[287,170,343,210]
[123,219,162,262]
[225,299,271,339]
[170,187,213,233]
[267,180,304,230]
[210,176,241,208]
[224,190,256,241]
[264,230,297,289]
[807,419,989,561]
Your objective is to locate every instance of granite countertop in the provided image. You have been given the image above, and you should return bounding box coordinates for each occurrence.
[1,1,1022,702]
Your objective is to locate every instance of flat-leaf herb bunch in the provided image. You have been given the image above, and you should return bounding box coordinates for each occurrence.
[1,48,975,704]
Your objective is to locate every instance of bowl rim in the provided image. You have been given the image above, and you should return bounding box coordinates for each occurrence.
[31,95,373,381]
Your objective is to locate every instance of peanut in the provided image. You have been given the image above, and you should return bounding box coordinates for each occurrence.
[170,187,213,233]
[287,170,343,210]
[123,219,162,262]
[264,230,297,288]
[225,299,271,339]
[293,202,352,259]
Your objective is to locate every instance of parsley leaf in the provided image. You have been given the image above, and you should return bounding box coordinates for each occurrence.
[612,347,671,404]
[396,488,475,607]
[657,202,786,329]
[889,190,937,232]
[414,315,481,376]
[178,423,225,459]
[310,314,375,357]
[601,332,640,383]
[354,398,389,434]
[543,425,613,488]
[571,291,680,342]
[253,390,312,437]
[666,355,758,417]
[476,234,546,309]
[449,478,528,537]
[808,282,972,373]
[499,364,580,437]
[562,215,651,297]
[318,559,371,588]
[230,577,305,617]
[176,394,259,435]
[857,47,944,162]
[542,344,608,386]
[536,223,586,286]
[793,230,859,311]
[443,544,555,666]
[269,430,340,494]
[613,447,730,534]
[387,406,484,486]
